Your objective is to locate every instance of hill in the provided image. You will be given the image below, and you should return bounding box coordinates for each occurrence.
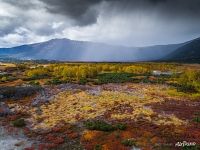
[163,37,200,63]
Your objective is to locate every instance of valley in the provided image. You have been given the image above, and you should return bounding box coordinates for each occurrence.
[1,1,200,150]
[0,62,200,150]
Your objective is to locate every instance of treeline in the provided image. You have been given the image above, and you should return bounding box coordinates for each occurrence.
[25,63,177,80]
[23,63,200,93]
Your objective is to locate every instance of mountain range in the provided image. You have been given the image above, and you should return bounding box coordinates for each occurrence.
[0,37,199,62]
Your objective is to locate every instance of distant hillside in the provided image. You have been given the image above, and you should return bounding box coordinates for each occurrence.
[0,38,183,62]
[163,37,200,63]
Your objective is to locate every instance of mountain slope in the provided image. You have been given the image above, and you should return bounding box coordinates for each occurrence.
[164,37,200,63]
[0,38,183,62]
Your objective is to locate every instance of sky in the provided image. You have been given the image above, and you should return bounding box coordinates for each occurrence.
[0,0,200,47]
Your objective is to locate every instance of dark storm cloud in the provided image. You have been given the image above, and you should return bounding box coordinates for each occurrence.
[39,0,200,26]
[39,0,101,26]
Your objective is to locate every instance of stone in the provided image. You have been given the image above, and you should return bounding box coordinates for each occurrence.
[0,102,11,117]
[15,141,25,147]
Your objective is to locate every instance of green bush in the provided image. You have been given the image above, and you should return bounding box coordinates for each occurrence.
[12,118,26,127]
[193,116,200,123]
[121,139,136,147]
[51,78,62,85]
[141,76,150,83]
[97,73,134,84]
[84,121,127,132]
[94,144,102,150]
[182,145,200,150]
[79,78,87,85]
[177,84,197,93]
[115,123,127,130]
[84,120,115,132]
[46,78,63,85]
[29,81,40,86]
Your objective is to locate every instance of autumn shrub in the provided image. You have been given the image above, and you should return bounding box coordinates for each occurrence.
[115,131,121,139]
[124,66,149,74]
[62,77,74,83]
[177,71,200,93]
[0,76,9,82]
[16,64,28,71]
[12,118,26,127]
[26,67,50,79]
[0,75,16,83]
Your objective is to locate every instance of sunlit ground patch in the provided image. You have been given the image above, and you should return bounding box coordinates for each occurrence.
[30,83,186,130]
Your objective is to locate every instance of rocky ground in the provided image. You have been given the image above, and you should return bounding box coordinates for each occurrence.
[0,83,200,150]
[0,126,33,150]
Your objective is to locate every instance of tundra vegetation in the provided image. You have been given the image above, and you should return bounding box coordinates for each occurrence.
[0,62,200,150]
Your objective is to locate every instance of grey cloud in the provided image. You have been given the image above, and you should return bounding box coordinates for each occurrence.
[0,17,23,36]
[0,16,58,38]
[0,0,67,36]
[1,0,41,9]
[39,0,200,26]
[1,0,200,47]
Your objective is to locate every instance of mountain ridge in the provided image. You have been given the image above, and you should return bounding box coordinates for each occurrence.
[0,37,199,62]
[163,37,200,63]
